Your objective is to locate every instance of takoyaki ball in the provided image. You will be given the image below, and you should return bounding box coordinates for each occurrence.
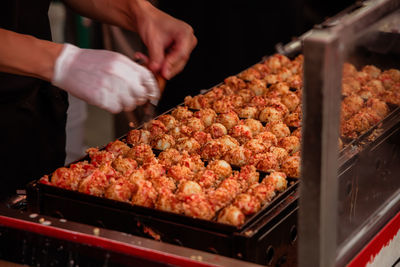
[125,144,155,165]
[365,79,385,95]
[213,98,234,113]
[169,125,192,139]
[218,177,242,195]
[217,205,245,227]
[255,131,278,148]
[105,178,134,202]
[248,79,267,96]
[176,180,203,196]
[342,94,364,120]
[362,65,381,80]
[237,89,256,103]
[105,140,130,157]
[243,118,264,135]
[342,62,358,78]
[224,146,253,167]
[181,194,215,220]
[382,89,400,106]
[340,108,381,138]
[171,106,193,121]
[112,156,138,177]
[269,82,290,96]
[284,112,302,128]
[237,106,259,119]
[206,123,227,139]
[291,127,302,140]
[342,77,361,96]
[206,159,232,179]
[281,92,300,112]
[207,187,233,211]
[51,167,82,190]
[157,114,178,131]
[277,67,292,82]
[255,152,279,173]
[280,155,301,178]
[201,140,229,161]
[218,135,240,151]
[227,95,245,109]
[262,171,287,192]
[379,69,400,89]
[155,188,182,214]
[365,98,389,118]
[142,162,166,180]
[249,96,268,109]
[179,152,205,173]
[278,136,301,155]
[229,124,253,145]
[143,119,168,137]
[167,164,194,182]
[265,54,290,73]
[158,148,182,168]
[205,86,224,101]
[237,165,259,189]
[253,62,270,74]
[150,134,175,151]
[264,73,279,85]
[175,137,201,154]
[184,117,205,132]
[265,121,291,138]
[128,168,146,185]
[286,74,303,90]
[224,75,247,91]
[184,94,210,109]
[78,169,109,197]
[287,58,303,75]
[194,108,217,127]
[238,67,262,82]
[131,179,158,208]
[244,139,268,154]
[126,129,151,146]
[268,146,289,164]
[86,148,115,167]
[192,131,212,147]
[247,182,276,205]
[216,111,240,130]
[233,193,261,216]
[98,163,118,181]
[151,175,176,193]
[259,106,284,123]
[195,169,219,189]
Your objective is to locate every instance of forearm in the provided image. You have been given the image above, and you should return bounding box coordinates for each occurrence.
[62,0,151,32]
[0,29,62,81]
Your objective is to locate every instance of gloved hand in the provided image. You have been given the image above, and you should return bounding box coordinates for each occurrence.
[52,43,160,113]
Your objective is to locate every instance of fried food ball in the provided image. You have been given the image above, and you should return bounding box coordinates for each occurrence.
[264,74,279,84]
[184,117,205,132]
[229,124,253,145]
[255,152,279,172]
[217,205,245,227]
[248,79,267,96]
[262,171,287,192]
[247,182,276,205]
[169,125,192,139]
[201,140,229,161]
[281,155,301,178]
[105,140,130,157]
[280,92,300,112]
[341,94,364,120]
[158,148,182,167]
[243,118,264,135]
[126,129,151,145]
[244,138,268,154]
[219,177,242,195]
[216,111,240,130]
[155,188,182,214]
[192,131,212,147]
[206,123,228,139]
[287,74,303,90]
[255,131,278,149]
[218,135,240,150]
[249,96,268,109]
[236,165,260,189]
[78,169,109,197]
[150,134,175,151]
[181,194,215,220]
[224,146,253,167]
[105,178,134,202]
[184,95,210,109]
[128,168,146,184]
[179,152,205,173]
[51,167,83,190]
[233,193,261,215]
[269,82,290,96]
[343,63,358,78]
[278,136,301,155]
[142,162,166,180]
[365,98,389,118]
[277,67,292,82]
[131,180,158,208]
[171,106,193,120]
[284,112,302,128]
[157,114,178,131]
[206,159,232,179]
[237,89,256,102]
[151,175,176,193]
[268,146,289,164]
[143,119,168,137]
[259,106,284,123]
[224,76,247,91]
[167,164,194,182]
[362,65,381,79]
[207,187,233,211]
[342,77,361,96]
[212,97,234,113]
[86,148,115,167]
[291,127,302,139]
[341,108,381,138]
[265,121,291,138]
[112,156,138,177]
[195,169,219,189]
[238,67,262,82]
[175,137,201,154]
[125,144,155,165]
[177,180,203,196]
[194,108,217,127]
[237,106,259,119]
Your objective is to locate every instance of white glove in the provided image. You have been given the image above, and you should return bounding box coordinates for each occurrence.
[52,43,160,113]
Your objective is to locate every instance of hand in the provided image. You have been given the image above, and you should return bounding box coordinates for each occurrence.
[52,43,160,113]
[135,2,197,80]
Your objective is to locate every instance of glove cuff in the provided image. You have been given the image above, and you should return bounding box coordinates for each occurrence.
[52,43,80,87]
